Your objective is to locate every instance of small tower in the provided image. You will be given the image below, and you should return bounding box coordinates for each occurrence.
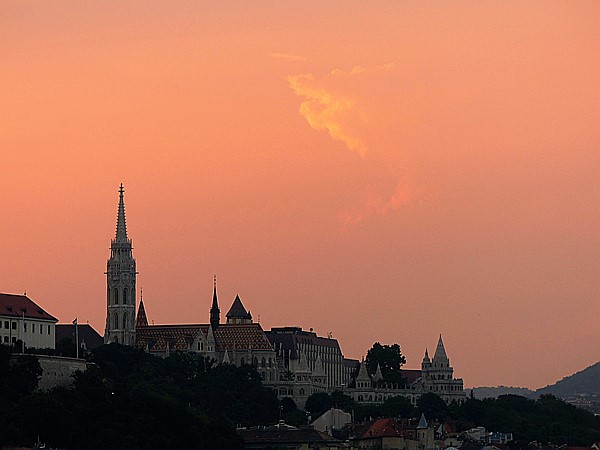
[104,184,137,345]
[136,290,148,328]
[210,275,220,330]
[225,295,253,324]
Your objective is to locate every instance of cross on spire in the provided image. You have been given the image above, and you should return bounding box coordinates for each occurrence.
[115,183,128,243]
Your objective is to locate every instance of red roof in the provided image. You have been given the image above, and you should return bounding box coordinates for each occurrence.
[0,293,58,322]
[362,418,403,438]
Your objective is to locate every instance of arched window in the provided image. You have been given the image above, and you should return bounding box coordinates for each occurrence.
[288,389,293,396]
[240,357,245,366]
[253,357,258,367]
[123,289,128,305]
[261,357,266,368]
[269,372,272,381]
[300,388,305,396]
[113,336,119,343]
[358,395,363,402]
[268,357,272,368]
[113,313,119,329]
[122,312,128,329]
[113,288,119,305]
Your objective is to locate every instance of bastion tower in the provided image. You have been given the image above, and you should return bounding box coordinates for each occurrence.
[104,184,137,345]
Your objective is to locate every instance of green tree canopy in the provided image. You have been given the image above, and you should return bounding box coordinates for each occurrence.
[365,342,407,385]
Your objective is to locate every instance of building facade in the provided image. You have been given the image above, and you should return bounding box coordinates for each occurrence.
[104,184,137,345]
[343,336,466,406]
[0,293,58,349]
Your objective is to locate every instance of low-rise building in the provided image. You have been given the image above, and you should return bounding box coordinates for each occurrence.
[0,293,58,349]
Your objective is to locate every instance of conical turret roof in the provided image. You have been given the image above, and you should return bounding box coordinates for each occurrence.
[296,351,311,374]
[422,348,431,364]
[226,294,251,319]
[136,295,148,328]
[432,334,448,362]
[417,413,428,429]
[372,362,383,382]
[356,359,371,381]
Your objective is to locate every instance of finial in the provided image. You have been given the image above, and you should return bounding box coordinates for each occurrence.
[214,274,216,288]
[140,288,143,301]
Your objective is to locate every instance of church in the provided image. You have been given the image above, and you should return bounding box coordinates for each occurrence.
[103,185,465,408]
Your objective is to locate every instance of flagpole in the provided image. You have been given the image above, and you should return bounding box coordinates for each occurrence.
[73,318,79,359]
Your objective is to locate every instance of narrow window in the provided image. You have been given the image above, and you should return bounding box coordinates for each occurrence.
[113,288,119,305]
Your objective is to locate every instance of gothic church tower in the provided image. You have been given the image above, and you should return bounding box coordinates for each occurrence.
[104,184,137,345]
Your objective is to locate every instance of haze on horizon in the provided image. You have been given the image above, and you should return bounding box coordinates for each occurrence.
[1,1,598,389]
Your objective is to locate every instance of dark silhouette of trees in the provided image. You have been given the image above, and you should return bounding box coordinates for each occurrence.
[365,342,407,385]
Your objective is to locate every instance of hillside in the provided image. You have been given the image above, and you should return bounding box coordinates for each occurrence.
[538,362,600,397]
[470,386,537,399]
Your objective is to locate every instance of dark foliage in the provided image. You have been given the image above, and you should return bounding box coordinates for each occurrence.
[365,342,407,385]
[0,343,279,450]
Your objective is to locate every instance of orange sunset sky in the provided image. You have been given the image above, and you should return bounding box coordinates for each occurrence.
[1,1,599,389]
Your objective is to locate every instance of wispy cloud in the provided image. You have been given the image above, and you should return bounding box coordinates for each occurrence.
[268,52,308,62]
[287,63,416,227]
[338,182,413,228]
[288,72,367,156]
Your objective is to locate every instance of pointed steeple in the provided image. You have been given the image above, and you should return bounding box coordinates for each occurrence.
[417,413,428,429]
[296,351,311,374]
[356,359,371,382]
[422,348,431,364]
[372,362,383,382]
[433,334,448,362]
[210,275,220,329]
[115,183,129,243]
[136,290,148,328]
[222,348,230,364]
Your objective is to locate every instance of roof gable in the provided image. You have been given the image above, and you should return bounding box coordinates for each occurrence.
[0,293,58,322]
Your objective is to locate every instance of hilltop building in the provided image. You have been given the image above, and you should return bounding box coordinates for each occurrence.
[104,184,137,345]
[343,336,465,405]
[0,293,58,349]
[105,184,465,408]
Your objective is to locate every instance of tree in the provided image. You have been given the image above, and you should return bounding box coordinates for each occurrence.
[417,393,448,420]
[365,342,407,384]
[382,395,414,418]
[305,393,333,419]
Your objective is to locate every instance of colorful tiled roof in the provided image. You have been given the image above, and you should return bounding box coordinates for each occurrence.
[0,293,58,322]
[135,322,273,353]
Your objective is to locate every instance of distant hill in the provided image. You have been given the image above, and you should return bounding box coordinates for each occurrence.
[537,362,600,397]
[469,385,537,399]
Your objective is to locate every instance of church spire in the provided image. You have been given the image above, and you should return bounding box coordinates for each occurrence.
[136,290,148,328]
[115,183,129,243]
[210,275,220,329]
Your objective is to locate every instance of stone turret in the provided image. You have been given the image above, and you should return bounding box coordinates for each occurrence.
[355,359,372,389]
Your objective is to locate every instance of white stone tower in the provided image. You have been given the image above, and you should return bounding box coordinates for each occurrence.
[104,184,137,345]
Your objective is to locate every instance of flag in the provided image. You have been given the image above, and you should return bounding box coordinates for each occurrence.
[72,318,77,326]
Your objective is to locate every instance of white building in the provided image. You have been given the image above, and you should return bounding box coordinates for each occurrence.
[0,293,58,349]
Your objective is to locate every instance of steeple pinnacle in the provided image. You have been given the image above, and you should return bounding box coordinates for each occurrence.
[210,275,220,329]
[433,334,448,362]
[115,183,129,243]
